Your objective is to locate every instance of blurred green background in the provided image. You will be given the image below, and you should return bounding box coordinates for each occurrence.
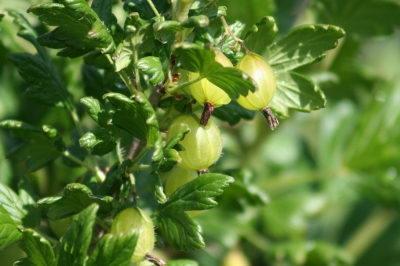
[1,0,400,265]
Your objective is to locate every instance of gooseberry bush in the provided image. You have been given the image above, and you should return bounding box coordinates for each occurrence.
[8,0,400,265]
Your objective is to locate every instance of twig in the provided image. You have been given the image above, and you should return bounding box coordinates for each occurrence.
[146,0,161,17]
[146,253,166,266]
[63,151,105,182]
[220,16,250,53]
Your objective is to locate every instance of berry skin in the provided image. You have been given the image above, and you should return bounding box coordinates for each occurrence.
[188,50,232,108]
[167,114,222,171]
[236,52,276,111]
[111,207,155,263]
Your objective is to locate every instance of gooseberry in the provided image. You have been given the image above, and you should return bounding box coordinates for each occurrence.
[111,207,155,263]
[167,114,222,171]
[236,52,279,129]
[188,50,232,125]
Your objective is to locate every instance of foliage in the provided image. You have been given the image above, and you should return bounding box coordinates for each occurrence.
[0,0,400,265]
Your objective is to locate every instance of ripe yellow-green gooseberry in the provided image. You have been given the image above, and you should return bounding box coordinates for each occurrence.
[236,52,279,130]
[167,114,222,172]
[163,166,203,216]
[111,207,155,263]
[188,50,233,125]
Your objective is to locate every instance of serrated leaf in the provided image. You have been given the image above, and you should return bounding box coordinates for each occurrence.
[82,66,106,100]
[86,232,138,266]
[212,100,255,126]
[150,172,167,204]
[313,0,400,38]
[214,20,246,51]
[164,128,190,150]
[7,53,70,108]
[345,81,400,170]
[180,15,209,28]
[0,120,64,172]
[197,5,226,20]
[193,27,214,47]
[244,16,277,55]
[80,128,117,156]
[115,13,153,71]
[159,173,234,213]
[57,204,98,266]
[14,229,55,266]
[39,183,112,220]
[104,93,151,141]
[156,212,205,252]
[167,260,199,266]
[136,56,165,85]
[153,20,181,43]
[270,72,326,117]
[265,24,345,73]
[28,0,115,57]
[91,0,116,30]
[5,9,47,58]
[18,176,41,228]
[0,179,36,228]
[62,131,88,168]
[99,160,134,196]
[123,0,171,20]
[0,205,23,250]
[173,42,257,99]
[80,97,112,128]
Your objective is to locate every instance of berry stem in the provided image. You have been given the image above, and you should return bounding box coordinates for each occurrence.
[261,107,279,130]
[200,101,214,126]
[146,253,166,266]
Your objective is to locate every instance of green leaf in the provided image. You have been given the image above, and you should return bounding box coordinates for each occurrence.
[123,0,171,20]
[193,27,214,47]
[18,175,41,228]
[214,20,246,63]
[167,260,199,266]
[5,9,47,58]
[265,24,345,73]
[115,13,153,71]
[62,131,88,168]
[91,0,115,29]
[150,172,167,204]
[180,15,209,28]
[80,97,113,128]
[0,120,64,172]
[197,5,226,20]
[0,179,36,228]
[104,93,151,142]
[28,0,115,57]
[313,0,400,38]
[38,183,112,220]
[270,72,327,117]
[173,42,257,99]
[212,100,255,126]
[136,56,165,85]
[82,66,106,100]
[153,20,181,43]
[156,212,205,252]
[86,232,138,266]
[164,128,190,150]
[345,81,400,170]
[80,128,117,156]
[0,205,22,250]
[14,229,55,266]
[158,173,234,213]
[57,204,98,266]
[100,160,134,196]
[6,53,70,108]
[244,16,277,55]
